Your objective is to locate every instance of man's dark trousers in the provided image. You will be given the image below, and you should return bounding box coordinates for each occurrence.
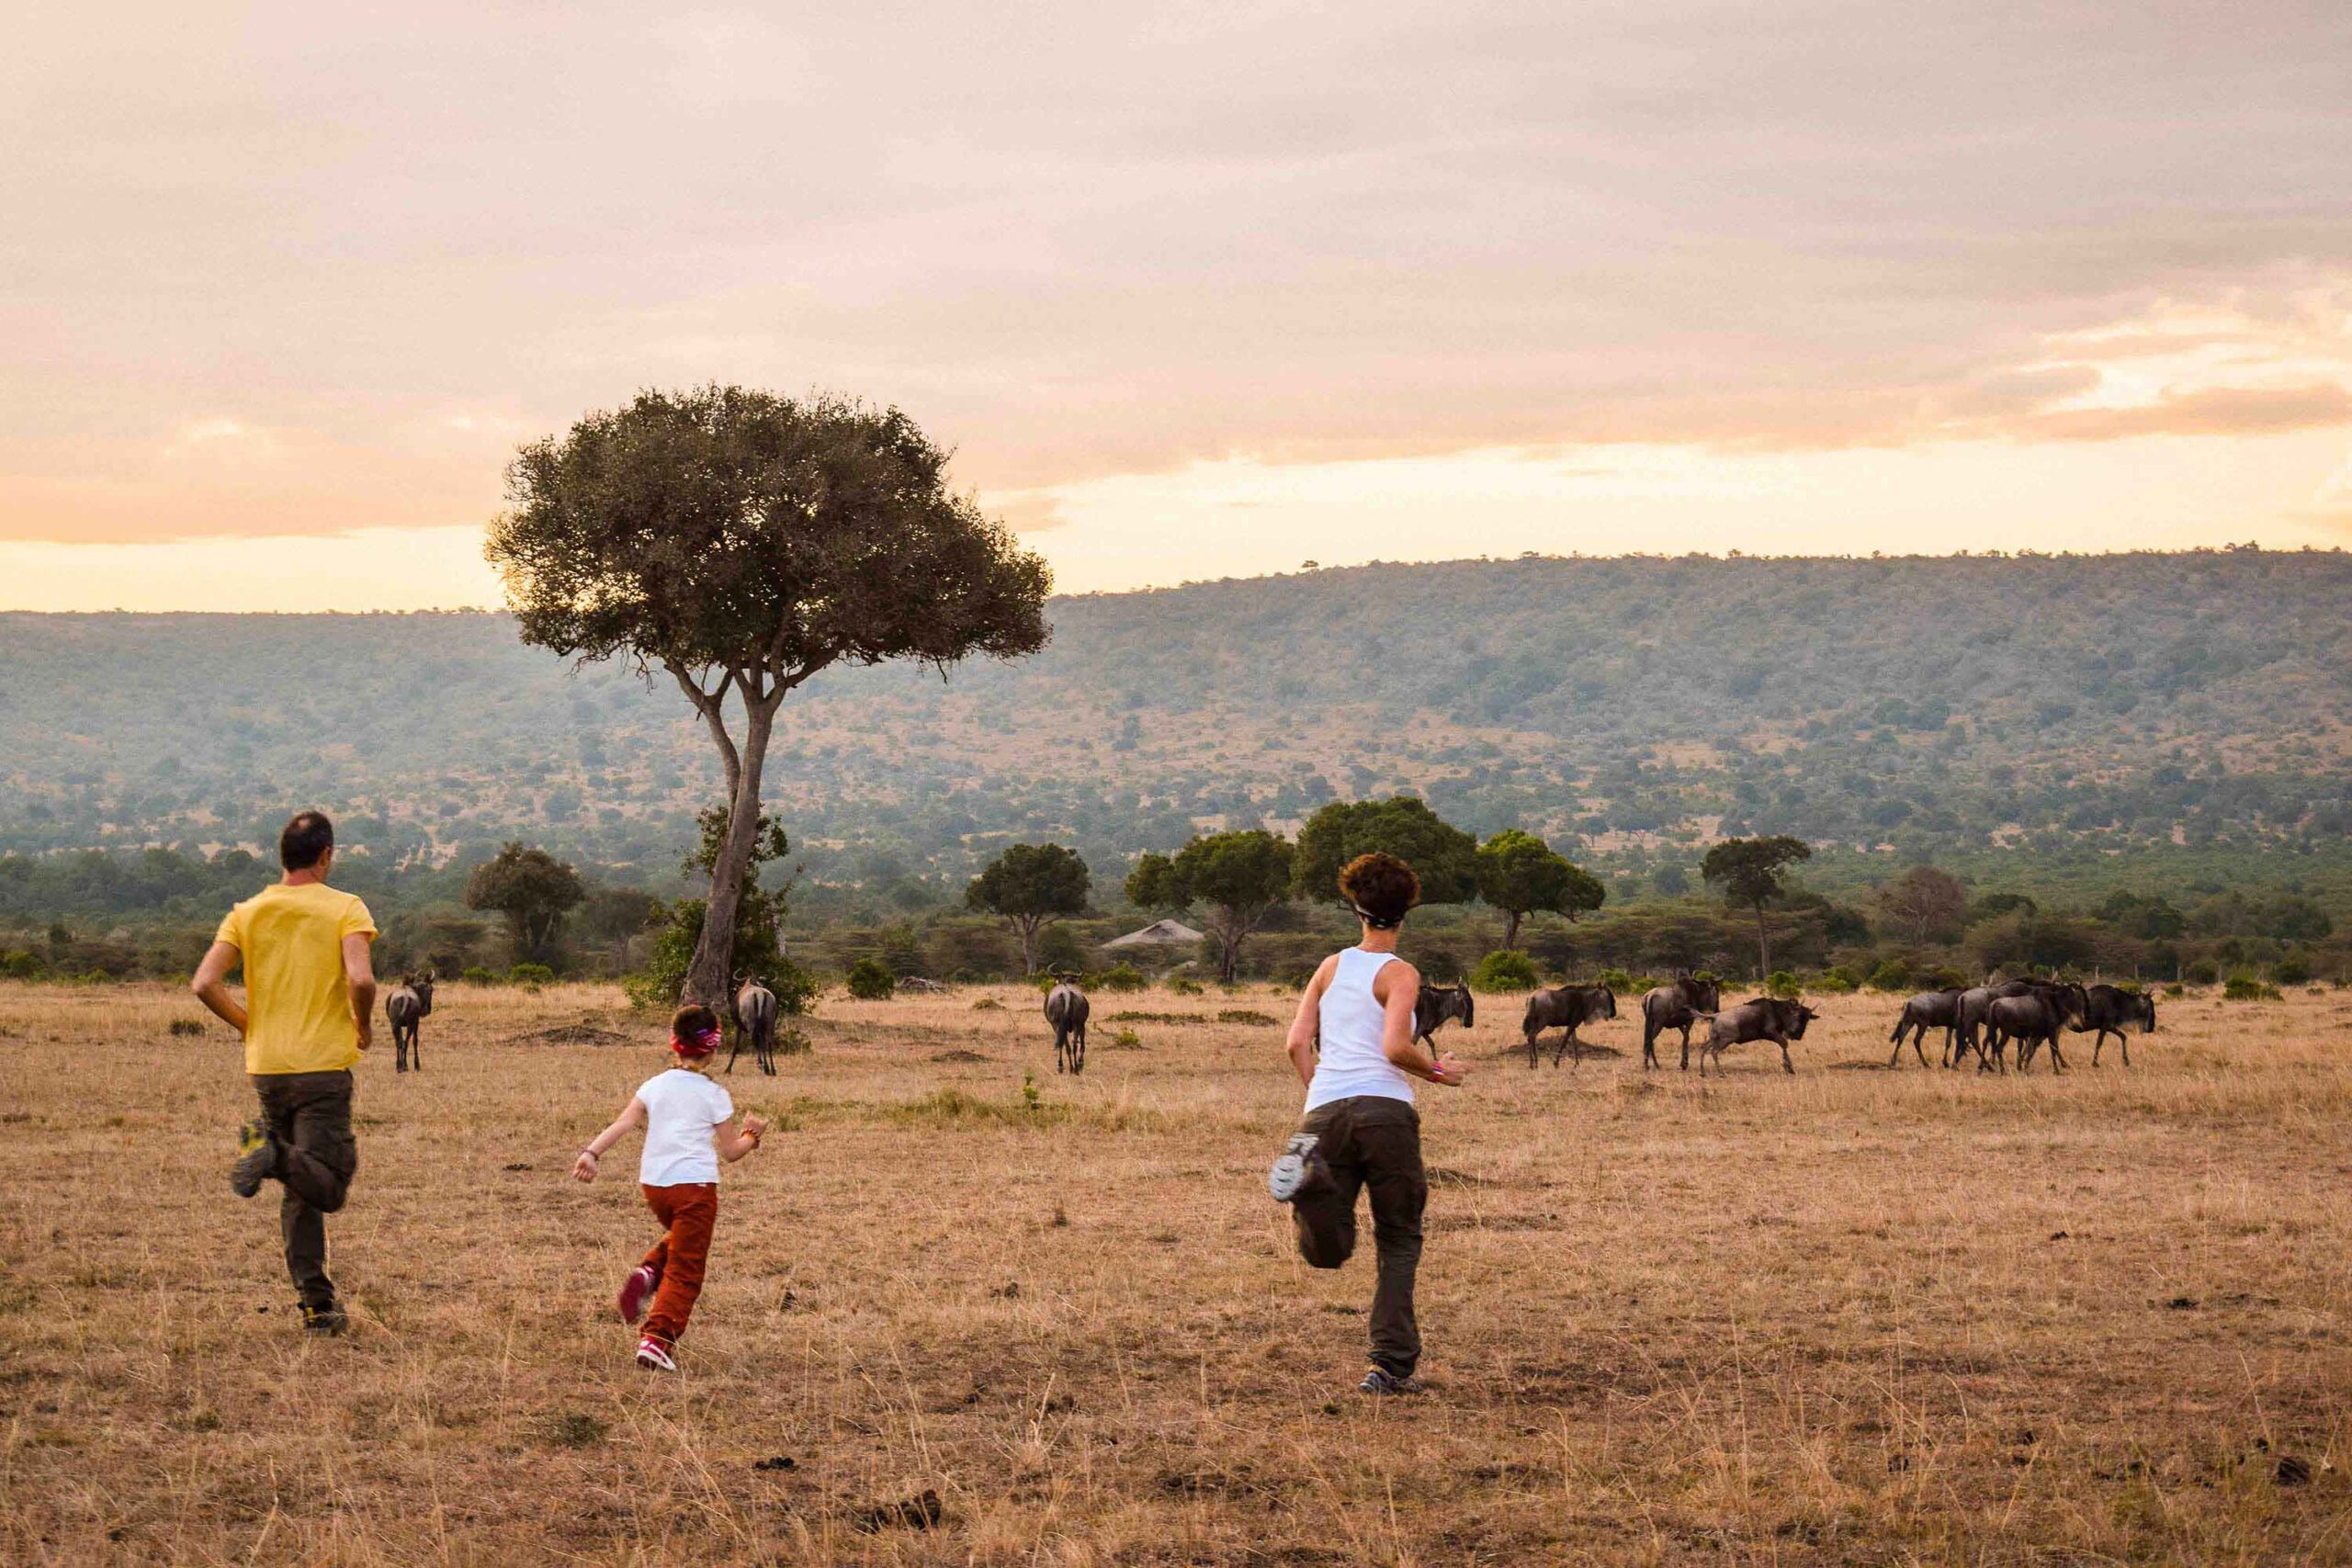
[252,1070,357,1310]
[1290,1094,1427,1378]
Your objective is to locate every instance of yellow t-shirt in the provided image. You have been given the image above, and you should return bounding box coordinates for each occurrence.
[214,882,378,1075]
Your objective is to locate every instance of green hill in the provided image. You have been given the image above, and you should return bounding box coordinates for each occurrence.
[2,548,2346,918]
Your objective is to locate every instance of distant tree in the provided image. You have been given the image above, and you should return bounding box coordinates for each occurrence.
[580,885,662,970]
[1474,829,1604,951]
[1701,835,1812,979]
[487,386,1050,1006]
[1967,908,2097,975]
[465,842,585,964]
[1127,830,1294,982]
[1970,891,2038,923]
[967,842,1091,975]
[846,956,896,1000]
[1292,796,1477,906]
[1873,864,1966,944]
[2096,889,2186,942]
[1652,863,1690,897]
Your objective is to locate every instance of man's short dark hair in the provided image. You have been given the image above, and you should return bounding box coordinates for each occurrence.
[279,811,334,872]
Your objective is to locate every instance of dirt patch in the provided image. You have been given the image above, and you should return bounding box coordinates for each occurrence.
[505,1022,636,1049]
[932,1049,994,1063]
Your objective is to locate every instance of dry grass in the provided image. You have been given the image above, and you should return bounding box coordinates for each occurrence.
[3,979,2349,1564]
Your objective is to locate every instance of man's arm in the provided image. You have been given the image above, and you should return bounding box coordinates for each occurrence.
[191,942,248,1036]
[343,932,377,1052]
[1375,962,1469,1086]
[1284,957,1336,1088]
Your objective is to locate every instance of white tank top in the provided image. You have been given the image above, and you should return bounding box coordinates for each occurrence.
[1306,947,1414,1110]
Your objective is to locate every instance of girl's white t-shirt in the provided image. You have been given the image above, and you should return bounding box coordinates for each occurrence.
[636,1068,735,1186]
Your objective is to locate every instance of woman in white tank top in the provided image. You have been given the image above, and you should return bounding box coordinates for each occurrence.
[1266,852,1471,1395]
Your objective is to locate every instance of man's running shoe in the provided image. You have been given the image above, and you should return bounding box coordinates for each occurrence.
[1358,1366,1423,1396]
[230,1120,277,1198]
[301,1302,348,1336]
[617,1263,661,1325]
[635,1335,678,1373]
[1267,1133,1329,1202]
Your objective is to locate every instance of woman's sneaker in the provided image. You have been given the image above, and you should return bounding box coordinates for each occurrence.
[1358,1366,1423,1395]
[1267,1133,1329,1202]
[635,1336,678,1373]
[616,1264,661,1325]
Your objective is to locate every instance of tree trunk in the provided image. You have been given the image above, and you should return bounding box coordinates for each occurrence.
[1018,916,1040,975]
[1217,918,1241,983]
[1754,903,1770,981]
[1504,909,1524,952]
[684,695,779,1006]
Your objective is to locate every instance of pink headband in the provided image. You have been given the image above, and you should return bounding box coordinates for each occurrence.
[671,1026,720,1058]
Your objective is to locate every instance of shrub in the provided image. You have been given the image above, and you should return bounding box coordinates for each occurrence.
[0,951,49,981]
[1216,1009,1279,1026]
[846,957,896,1000]
[1469,950,1542,993]
[1865,957,1913,991]
[1106,1028,1145,1050]
[2182,960,2219,986]
[771,1024,812,1057]
[1924,965,1971,991]
[1765,970,1801,999]
[509,963,557,986]
[1813,968,1859,995]
[2222,973,2282,1001]
[461,966,499,986]
[1169,976,1204,995]
[970,997,1005,1011]
[1091,963,1148,993]
[167,1018,205,1037]
[2273,956,2312,986]
[1597,967,1634,993]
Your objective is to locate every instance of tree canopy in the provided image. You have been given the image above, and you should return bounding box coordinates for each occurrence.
[1127,830,1295,981]
[1292,796,1477,906]
[1474,828,1604,951]
[967,842,1091,974]
[486,386,1050,1002]
[464,842,584,964]
[1702,834,1813,977]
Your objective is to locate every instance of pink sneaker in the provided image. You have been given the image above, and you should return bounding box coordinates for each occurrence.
[635,1335,678,1372]
[617,1263,660,1325]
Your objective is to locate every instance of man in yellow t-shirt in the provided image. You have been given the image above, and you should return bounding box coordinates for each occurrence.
[192,810,379,1334]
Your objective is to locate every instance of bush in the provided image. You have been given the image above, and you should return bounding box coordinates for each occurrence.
[1924,965,1971,991]
[846,956,897,1000]
[2222,973,2282,1001]
[0,950,49,980]
[509,963,557,986]
[772,1024,812,1057]
[1469,950,1542,993]
[1091,963,1148,993]
[2273,956,2312,986]
[1865,957,1913,991]
[461,966,499,986]
[167,1018,205,1037]
[1765,970,1801,999]
[970,997,1005,1011]
[1169,976,1204,995]
[1597,967,1634,993]
[1813,967,1860,995]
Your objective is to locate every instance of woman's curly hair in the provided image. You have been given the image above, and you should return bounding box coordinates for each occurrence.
[1338,852,1419,929]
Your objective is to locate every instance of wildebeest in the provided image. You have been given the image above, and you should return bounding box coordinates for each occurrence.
[1520,984,1617,1068]
[1952,979,2039,1066]
[385,972,435,1074]
[1044,977,1089,1075]
[2076,983,2157,1066]
[1887,987,1964,1067]
[1690,996,1819,1077]
[1413,982,1474,1048]
[1641,975,1723,1070]
[729,976,779,1076]
[1986,983,2089,1073]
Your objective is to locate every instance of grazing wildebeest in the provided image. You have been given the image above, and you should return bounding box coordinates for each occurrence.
[1887,987,1964,1067]
[1641,975,1723,1070]
[1044,977,1089,1076]
[729,976,779,1076]
[1690,996,1819,1077]
[385,971,435,1074]
[1520,984,1617,1068]
[1988,983,2089,1073]
[1413,982,1474,1048]
[2076,983,2157,1066]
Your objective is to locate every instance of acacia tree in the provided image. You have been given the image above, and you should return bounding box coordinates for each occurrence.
[1701,835,1812,980]
[1127,830,1294,982]
[1292,796,1477,906]
[465,842,585,964]
[488,387,1050,1005]
[1474,828,1604,951]
[1873,863,1966,945]
[967,842,1091,975]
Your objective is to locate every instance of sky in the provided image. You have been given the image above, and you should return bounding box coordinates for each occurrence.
[4,3,2349,610]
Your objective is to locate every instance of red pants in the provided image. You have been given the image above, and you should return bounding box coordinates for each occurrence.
[639,1183,718,1348]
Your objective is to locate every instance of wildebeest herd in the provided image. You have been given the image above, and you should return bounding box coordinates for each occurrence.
[378,964,2156,1079]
